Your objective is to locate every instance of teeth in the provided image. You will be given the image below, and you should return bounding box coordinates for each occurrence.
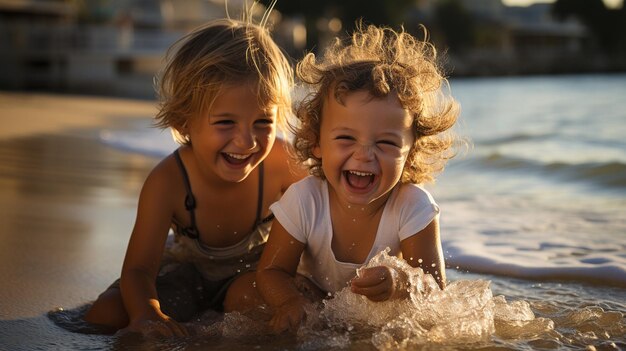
[225,153,250,160]
[348,170,373,177]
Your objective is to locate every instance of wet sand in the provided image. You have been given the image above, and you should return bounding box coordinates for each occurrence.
[0,92,159,349]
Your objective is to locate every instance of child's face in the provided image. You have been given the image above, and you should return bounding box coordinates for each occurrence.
[187,83,278,183]
[314,90,414,205]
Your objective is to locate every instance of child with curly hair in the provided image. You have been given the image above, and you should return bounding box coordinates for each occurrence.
[256,22,459,333]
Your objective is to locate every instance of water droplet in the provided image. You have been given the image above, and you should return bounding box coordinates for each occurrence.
[352,218,356,222]
[431,263,436,267]
[409,257,414,261]
[456,266,460,269]
[325,277,329,280]
[327,292,332,297]
[252,281,257,287]
[237,269,241,273]
[245,264,251,268]
[239,259,244,263]
[361,207,365,211]
[234,231,238,235]
[347,205,351,209]
[290,240,294,244]
[418,258,423,263]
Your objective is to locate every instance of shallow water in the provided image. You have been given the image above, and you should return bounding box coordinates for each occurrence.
[42,250,625,350]
[436,74,626,289]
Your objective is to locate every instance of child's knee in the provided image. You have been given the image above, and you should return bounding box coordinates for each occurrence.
[84,288,128,329]
[223,272,263,312]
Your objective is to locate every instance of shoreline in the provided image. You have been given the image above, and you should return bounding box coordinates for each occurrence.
[0,91,157,140]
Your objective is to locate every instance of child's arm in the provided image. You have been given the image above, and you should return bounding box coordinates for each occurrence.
[350,219,445,301]
[256,221,309,333]
[119,159,188,337]
[400,218,446,289]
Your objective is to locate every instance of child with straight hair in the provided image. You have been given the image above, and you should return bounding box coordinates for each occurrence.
[256,22,459,333]
[83,17,303,336]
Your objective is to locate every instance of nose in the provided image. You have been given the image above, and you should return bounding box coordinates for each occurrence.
[233,126,257,151]
[353,143,374,161]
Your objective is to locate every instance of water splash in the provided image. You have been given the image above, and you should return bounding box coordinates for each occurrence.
[194,249,553,349]
[320,249,499,348]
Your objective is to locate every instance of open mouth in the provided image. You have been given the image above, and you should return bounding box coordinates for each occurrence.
[343,170,376,190]
[222,152,253,165]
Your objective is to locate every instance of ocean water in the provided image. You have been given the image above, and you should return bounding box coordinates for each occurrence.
[49,74,626,350]
[438,74,626,288]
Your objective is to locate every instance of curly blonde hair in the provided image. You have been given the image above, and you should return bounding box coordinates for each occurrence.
[292,23,459,184]
[155,18,293,144]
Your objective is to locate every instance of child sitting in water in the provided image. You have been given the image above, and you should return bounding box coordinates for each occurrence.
[256,22,459,333]
[83,18,303,337]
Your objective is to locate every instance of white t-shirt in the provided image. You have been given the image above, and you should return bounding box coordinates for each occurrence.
[269,176,440,293]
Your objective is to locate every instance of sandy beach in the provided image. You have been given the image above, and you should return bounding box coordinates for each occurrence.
[0,92,160,348]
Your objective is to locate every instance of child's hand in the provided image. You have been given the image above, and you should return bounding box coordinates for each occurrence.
[122,310,189,338]
[269,295,310,334]
[350,265,407,301]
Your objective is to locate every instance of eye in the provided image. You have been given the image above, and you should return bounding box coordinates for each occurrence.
[377,140,399,147]
[335,135,355,141]
[212,119,235,126]
[255,118,274,126]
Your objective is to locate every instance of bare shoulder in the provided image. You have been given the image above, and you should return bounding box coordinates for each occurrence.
[266,138,307,190]
[267,138,291,162]
[139,151,182,203]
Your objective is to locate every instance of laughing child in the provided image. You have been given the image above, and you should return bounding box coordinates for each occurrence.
[256,22,459,333]
[82,17,303,337]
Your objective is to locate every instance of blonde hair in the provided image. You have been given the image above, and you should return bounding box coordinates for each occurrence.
[155,18,293,144]
[292,22,459,184]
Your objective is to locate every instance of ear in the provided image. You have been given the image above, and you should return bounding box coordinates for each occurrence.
[312,144,322,159]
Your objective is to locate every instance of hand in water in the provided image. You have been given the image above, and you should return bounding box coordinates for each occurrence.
[269,295,310,334]
[119,311,189,338]
[350,265,406,301]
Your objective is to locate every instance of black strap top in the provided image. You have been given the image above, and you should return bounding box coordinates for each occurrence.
[171,149,274,240]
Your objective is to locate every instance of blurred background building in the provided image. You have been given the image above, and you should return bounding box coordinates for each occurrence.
[0,0,624,98]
